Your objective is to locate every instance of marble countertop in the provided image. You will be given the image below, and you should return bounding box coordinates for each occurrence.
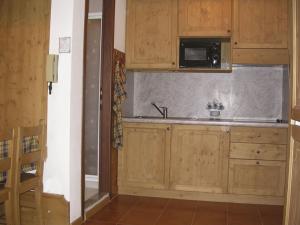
[123,117,289,128]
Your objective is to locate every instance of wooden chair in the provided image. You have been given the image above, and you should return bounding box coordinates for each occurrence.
[0,129,14,225]
[14,125,45,225]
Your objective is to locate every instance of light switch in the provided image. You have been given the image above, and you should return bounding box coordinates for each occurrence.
[59,37,71,53]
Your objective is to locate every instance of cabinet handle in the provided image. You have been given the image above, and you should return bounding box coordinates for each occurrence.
[256,161,260,165]
[167,127,170,131]
[256,150,260,154]
[234,42,238,45]
[172,62,175,65]
[227,29,231,33]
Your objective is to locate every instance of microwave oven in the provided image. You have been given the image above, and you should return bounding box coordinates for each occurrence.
[179,38,222,68]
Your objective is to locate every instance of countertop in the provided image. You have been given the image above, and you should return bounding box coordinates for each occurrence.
[123,117,289,128]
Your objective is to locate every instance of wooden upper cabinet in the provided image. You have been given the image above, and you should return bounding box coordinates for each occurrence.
[178,0,232,37]
[126,0,177,69]
[233,0,288,49]
[118,123,171,190]
[170,125,229,193]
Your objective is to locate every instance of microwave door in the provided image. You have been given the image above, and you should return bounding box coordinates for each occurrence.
[180,45,211,68]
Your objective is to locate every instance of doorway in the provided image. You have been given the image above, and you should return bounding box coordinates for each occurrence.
[83,0,104,210]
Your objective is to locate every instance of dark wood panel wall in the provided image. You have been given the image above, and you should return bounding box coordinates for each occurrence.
[0,0,50,128]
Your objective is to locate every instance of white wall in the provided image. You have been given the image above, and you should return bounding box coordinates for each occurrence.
[45,0,125,222]
[45,0,73,201]
[69,0,85,221]
[45,0,85,223]
[114,0,126,52]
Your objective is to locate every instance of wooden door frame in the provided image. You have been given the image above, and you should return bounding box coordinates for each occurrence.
[99,0,115,195]
[81,0,116,218]
[81,0,89,218]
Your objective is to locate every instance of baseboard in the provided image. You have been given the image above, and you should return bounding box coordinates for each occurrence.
[85,175,99,189]
[118,186,284,206]
[70,217,83,225]
[85,194,110,219]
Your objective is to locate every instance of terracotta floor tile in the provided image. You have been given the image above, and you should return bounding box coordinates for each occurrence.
[155,199,197,225]
[197,201,228,212]
[228,213,262,225]
[228,203,261,225]
[228,203,260,215]
[258,205,283,225]
[193,206,227,225]
[86,195,283,225]
[89,195,140,223]
[258,205,283,216]
[260,216,283,225]
[84,221,116,225]
[118,197,169,225]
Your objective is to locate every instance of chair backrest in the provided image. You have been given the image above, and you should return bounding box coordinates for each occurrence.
[16,125,45,186]
[0,129,15,189]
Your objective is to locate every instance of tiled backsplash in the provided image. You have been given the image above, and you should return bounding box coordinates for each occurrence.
[123,66,289,121]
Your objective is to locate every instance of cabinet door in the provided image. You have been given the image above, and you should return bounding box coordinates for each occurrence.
[233,0,288,49]
[228,159,286,196]
[287,131,300,224]
[118,123,171,190]
[126,0,177,69]
[170,125,229,193]
[178,0,232,37]
[231,127,288,145]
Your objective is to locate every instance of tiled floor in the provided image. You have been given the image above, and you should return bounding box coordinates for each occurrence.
[84,195,283,225]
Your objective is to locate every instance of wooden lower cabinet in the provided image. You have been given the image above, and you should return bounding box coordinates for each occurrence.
[231,127,288,145]
[118,123,171,190]
[118,122,286,204]
[228,159,286,196]
[170,125,230,193]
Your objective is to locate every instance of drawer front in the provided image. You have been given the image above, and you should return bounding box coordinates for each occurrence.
[231,127,288,145]
[230,143,286,161]
[228,159,286,196]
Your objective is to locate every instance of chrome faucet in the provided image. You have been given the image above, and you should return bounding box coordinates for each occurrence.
[206,99,224,119]
[151,102,168,119]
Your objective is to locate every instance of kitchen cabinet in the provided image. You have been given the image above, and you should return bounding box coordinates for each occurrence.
[233,0,289,64]
[170,125,229,193]
[118,123,171,190]
[126,0,177,69]
[230,127,288,145]
[287,134,300,224]
[178,0,232,37]
[229,127,287,196]
[118,122,287,204]
[230,143,286,161]
[229,159,286,196]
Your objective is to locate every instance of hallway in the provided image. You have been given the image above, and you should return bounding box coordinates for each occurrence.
[84,195,283,225]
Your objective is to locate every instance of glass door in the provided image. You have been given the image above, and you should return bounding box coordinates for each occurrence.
[83,0,103,210]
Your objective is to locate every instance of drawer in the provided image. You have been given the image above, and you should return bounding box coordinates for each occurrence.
[228,159,286,196]
[230,143,286,161]
[231,127,287,145]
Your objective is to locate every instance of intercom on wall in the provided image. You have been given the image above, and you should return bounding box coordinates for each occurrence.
[46,54,59,94]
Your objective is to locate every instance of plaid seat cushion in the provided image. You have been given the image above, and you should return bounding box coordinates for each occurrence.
[0,140,9,183]
[0,136,39,183]
[22,136,39,173]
